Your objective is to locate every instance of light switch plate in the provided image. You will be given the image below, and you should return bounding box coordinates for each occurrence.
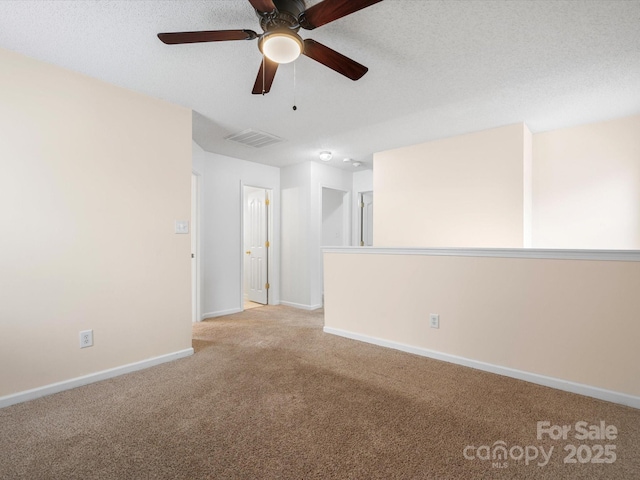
[175,220,189,234]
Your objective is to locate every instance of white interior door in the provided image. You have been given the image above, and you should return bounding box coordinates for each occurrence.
[244,187,268,304]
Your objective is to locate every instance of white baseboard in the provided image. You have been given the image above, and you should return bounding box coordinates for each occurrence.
[0,348,194,409]
[280,301,323,311]
[201,307,242,320]
[323,327,640,410]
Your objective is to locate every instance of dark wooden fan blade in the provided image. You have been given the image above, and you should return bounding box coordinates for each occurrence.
[303,39,368,80]
[252,57,279,94]
[248,0,277,13]
[157,30,257,44]
[300,0,383,30]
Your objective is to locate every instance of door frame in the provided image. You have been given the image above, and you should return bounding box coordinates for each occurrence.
[356,190,373,247]
[191,171,202,322]
[240,183,274,310]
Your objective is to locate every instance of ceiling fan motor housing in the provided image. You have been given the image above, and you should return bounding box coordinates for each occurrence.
[258,0,306,32]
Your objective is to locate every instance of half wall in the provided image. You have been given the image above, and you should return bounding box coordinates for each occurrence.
[324,248,640,408]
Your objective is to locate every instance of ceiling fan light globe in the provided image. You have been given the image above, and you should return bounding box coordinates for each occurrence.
[262,33,303,64]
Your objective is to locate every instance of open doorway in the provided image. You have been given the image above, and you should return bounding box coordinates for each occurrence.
[320,187,350,302]
[243,186,272,310]
[322,187,349,246]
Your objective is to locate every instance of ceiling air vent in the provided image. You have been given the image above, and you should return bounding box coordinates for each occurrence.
[225,129,283,148]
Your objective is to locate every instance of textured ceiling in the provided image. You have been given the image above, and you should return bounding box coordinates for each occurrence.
[1,0,639,171]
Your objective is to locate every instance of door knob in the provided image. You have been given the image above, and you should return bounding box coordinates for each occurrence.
[246,251,251,255]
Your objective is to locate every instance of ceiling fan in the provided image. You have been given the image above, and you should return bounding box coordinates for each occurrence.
[157,0,383,95]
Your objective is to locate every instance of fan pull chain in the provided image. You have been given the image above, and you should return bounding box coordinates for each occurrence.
[292,61,297,111]
[262,55,266,96]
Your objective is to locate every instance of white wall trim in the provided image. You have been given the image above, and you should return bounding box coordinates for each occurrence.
[0,348,194,409]
[323,327,640,410]
[238,180,245,313]
[280,301,323,311]
[202,307,243,320]
[323,246,640,262]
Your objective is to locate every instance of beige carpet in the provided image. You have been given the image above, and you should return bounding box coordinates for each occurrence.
[1,305,639,479]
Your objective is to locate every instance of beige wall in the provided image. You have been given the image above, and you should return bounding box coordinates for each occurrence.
[0,48,193,397]
[324,251,640,400]
[373,124,529,248]
[533,115,640,249]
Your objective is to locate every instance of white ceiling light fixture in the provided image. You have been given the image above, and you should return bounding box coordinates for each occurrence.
[352,162,362,167]
[260,31,304,64]
[343,157,352,163]
[319,151,333,162]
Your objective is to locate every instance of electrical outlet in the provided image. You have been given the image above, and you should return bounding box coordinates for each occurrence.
[429,314,440,329]
[80,330,93,348]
